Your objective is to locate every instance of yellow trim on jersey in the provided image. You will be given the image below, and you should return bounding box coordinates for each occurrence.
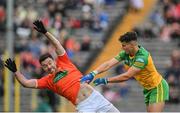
[156,84,159,103]
[161,82,164,101]
[156,82,164,102]
[134,61,145,67]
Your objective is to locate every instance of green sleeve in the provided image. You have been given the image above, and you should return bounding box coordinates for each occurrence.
[133,56,148,69]
[114,51,126,62]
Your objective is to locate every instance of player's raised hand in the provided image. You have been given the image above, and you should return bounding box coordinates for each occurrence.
[80,71,97,83]
[4,58,17,73]
[33,20,47,34]
[93,78,108,86]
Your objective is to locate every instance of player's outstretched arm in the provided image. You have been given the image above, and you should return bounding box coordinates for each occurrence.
[94,66,141,86]
[4,58,37,88]
[33,20,65,56]
[81,58,119,83]
[95,58,119,74]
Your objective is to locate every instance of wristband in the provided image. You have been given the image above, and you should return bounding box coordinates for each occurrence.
[92,70,98,76]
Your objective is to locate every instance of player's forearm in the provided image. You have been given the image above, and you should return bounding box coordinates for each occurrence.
[14,71,36,88]
[44,32,65,55]
[45,32,61,47]
[95,62,112,74]
[107,73,130,83]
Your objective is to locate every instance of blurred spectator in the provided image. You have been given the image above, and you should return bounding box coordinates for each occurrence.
[99,10,109,30]
[46,1,56,17]
[26,6,38,22]
[164,49,180,104]
[68,16,82,29]
[20,49,40,69]
[0,0,5,6]
[168,84,180,104]
[170,22,180,40]
[133,0,180,41]
[102,86,120,102]
[105,0,116,6]
[64,36,80,59]
[160,25,172,42]
[64,0,80,9]
[56,1,67,17]
[52,13,64,37]
[46,90,60,112]
[34,90,53,112]
[150,9,165,28]
[28,32,45,59]
[160,0,180,41]
[0,5,5,31]
[80,35,91,51]
[115,64,125,75]
[16,18,32,38]
[81,4,93,28]
[41,12,50,27]
[115,64,130,98]
[129,0,144,12]
[91,15,102,32]
[14,6,28,26]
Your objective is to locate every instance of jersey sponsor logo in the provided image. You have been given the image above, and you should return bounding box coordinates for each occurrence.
[134,61,145,67]
[53,70,68,83]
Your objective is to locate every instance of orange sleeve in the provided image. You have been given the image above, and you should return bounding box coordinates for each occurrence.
[36,75,49,89]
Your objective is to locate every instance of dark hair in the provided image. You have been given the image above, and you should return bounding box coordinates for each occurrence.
[119,31,138,43]
[39,53,53,63]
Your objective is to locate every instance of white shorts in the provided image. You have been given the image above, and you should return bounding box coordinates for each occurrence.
[76,90,120,112]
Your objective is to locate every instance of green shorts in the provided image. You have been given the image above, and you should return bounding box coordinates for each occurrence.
[143,79,169,105]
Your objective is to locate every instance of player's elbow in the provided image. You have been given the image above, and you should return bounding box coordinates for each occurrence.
[21,83,28,88]
[121,76,129,81]
[123,74,132,81]
[22,81,33,88]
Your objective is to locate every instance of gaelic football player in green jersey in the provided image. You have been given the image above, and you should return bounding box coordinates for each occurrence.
[81,32,169,112]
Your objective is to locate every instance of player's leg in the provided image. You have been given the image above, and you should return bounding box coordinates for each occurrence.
[94,90,120,112]
[106,105,120,112]
[147,102,165,112]
[147,79,169,112]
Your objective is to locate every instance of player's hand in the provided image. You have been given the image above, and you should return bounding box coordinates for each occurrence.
[80,71,97,83]
[33,20,47,34]
[93,78,108,86]
[4,58,17,73]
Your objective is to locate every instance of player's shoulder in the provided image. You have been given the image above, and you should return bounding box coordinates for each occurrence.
[136,46,149,57]
[135,46,149,63]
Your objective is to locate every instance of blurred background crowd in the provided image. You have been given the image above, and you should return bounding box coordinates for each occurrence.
[0,0,180,112]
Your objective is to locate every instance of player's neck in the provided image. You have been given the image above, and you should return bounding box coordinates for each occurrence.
[129,46,139,56]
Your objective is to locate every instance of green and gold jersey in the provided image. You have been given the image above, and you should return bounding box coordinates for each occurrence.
[115,45,162,90]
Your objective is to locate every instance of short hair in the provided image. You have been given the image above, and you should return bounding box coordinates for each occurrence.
[119,31,138,43]
[39,53,53,64]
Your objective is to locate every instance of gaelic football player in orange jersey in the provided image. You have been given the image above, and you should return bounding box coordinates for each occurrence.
[4,20,120,112]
